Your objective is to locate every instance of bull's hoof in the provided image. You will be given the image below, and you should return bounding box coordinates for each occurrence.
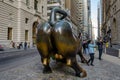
[43,66,52,74]
[80,70,87,78]
[75,70,87,78]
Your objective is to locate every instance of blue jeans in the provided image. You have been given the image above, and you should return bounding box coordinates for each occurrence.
[85,48,89,54]
[88,53,94,64]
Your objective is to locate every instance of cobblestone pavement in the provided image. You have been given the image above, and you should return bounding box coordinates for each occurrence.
[0,52,120,80]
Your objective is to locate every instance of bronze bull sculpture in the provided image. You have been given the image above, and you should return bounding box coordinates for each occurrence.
[36,7,88,77]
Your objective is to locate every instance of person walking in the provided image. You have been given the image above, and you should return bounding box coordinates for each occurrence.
[84,40,89,55]
[82,40,86,54]
[11,41,15,48]
[97,39,103,60]
[88,40,96,66]
[24,41,27,50]
[19,42,23,49]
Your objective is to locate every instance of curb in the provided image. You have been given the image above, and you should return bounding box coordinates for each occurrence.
[0,49,24,54]
[0,47,36,54]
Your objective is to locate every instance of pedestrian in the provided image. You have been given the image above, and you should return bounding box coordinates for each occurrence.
[24,41,27,50]
[82,40,86,54]
[19,42,23,49]
[97,39,104,60]
[28,42,30,48]
[11,41,15,48]
[84,40,89,54]
[88,40,96,66]
[17,42,20,49]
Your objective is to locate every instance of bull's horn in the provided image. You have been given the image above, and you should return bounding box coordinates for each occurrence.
[43,58,47,65]
[67,59,71,66]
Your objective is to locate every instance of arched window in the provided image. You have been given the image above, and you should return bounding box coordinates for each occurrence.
[32,21,39,45]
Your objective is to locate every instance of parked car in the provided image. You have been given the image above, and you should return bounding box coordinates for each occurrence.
[0,44,4,51]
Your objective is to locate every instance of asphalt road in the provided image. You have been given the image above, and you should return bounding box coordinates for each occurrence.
[0,49,120,80]
[0,49,40,72]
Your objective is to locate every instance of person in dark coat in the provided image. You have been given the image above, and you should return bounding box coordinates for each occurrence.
[84,40,89,54]
[82,40,86,54]
[24,41,27,50]
[97,39,104,60]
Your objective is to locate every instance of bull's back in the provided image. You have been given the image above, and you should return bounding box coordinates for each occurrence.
[52,20,79,57]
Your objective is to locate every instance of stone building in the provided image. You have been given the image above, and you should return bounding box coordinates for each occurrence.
[71,0,84,34]
[65,0,71,10]
[102,0,120,44]
[98,1,102,38]
[0,0,45,48]
[0,0,65,48]
[70,0,91,39]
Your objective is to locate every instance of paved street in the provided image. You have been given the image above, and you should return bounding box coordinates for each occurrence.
[0,49,120,80]
[0,49,38,72]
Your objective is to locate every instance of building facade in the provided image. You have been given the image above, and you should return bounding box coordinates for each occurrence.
[87,0,92,39]
[47,0,64,19]
[83,0,88,37]
[0,0,43,48]
[102,0,120,44]
[65,0,71,10]
[97,0,102,38]
[0,0,66,48]
[70,0,91,39]
[71,0,84,34]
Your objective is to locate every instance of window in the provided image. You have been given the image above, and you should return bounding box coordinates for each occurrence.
[25,30,28,41]
[26,0,30,6]
[47,13,51,16]
[34,0,38,10]
[9,0,14,2]
[8,27,12,40]
[42,6,43,13]
[25,18,29,24]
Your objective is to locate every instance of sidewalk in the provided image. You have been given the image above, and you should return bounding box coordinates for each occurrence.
[95,51,120,66]
[0,50,120,80]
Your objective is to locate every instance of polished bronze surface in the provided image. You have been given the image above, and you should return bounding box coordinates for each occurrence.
[66,59,71,66]
[43,58,47,65]
[36,7,87,77]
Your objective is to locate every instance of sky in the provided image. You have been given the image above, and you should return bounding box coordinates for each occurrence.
[91,0,100,39]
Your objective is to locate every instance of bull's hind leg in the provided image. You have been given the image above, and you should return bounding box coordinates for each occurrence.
[41,57,52,73]
[70,58,87,78]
